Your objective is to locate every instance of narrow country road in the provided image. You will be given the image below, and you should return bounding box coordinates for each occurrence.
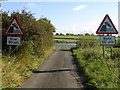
[21,45,84,88]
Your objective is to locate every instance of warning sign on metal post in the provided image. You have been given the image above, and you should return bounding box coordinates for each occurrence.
[4,16,25,45]
[96,14,118,58]
[100,36,115,45]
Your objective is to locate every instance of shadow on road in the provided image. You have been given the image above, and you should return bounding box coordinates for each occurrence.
[55,49,70,52]
[33,68,73,73]
[59,49,70,51]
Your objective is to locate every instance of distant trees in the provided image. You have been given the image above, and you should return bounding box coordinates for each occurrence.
[55,33,65,36]
[66,33,73,36]
[66,33,70,36]
[60,33,64,36]
[55,33,95,36]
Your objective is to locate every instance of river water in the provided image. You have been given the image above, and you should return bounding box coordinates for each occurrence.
[55,43,77,46]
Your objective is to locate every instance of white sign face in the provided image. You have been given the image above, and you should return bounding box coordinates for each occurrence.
[100,36,115,45]
[7,37,21,45]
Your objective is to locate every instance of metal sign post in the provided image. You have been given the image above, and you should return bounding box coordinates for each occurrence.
[96,14,118,58]
[109,34,113,58]
[103,45,105,58]
[102,34,105,58]
[110,45,112,58]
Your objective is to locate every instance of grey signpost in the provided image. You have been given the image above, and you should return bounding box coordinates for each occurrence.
[96,14,118,58]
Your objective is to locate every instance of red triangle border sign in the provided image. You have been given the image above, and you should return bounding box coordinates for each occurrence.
[96,14,118,34]
[3,16,25,36]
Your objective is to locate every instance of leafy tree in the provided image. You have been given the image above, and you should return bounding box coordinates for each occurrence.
[85,33,90,36]
[55,33,59,35]
[66,33,70,35]
[91,33,94,36]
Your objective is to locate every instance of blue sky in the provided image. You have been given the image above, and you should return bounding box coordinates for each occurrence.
[2,1,118,35]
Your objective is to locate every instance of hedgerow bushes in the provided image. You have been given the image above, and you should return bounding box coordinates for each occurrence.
[77,39,99,49]
[2,10,55,55]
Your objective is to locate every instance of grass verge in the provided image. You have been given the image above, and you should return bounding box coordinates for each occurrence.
[71,46,119,88]
[2,46,55,88]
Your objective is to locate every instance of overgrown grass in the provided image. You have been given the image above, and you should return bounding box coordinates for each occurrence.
[2,45,55,88]
[77,39,99,49]
[72,39,120,88]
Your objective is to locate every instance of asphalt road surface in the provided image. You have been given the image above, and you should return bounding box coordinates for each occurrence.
[21,45,84,88]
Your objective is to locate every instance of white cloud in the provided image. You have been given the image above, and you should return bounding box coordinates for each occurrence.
[73,5,86,11]
[25,3,39,9]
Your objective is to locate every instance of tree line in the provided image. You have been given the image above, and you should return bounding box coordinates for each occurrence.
[55,33,95,36]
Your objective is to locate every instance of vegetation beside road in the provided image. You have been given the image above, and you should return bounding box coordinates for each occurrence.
[72,39,120,88]
[2,46,55,88]
[2,10,55,88]
[54,34,120,88]
[2,9,120,88]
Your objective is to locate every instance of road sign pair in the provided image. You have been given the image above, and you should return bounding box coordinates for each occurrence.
[4,15,118,35]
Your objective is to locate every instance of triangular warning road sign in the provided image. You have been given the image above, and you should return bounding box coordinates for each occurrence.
[4,16,25,36]
[96,14,118,34]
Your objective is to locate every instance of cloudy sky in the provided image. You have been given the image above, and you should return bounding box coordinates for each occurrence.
[2,0,119,35]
